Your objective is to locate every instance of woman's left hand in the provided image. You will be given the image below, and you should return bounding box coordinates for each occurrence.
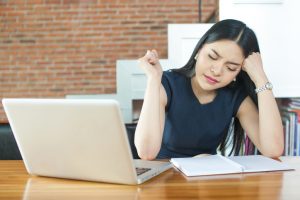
[242,52,269,86]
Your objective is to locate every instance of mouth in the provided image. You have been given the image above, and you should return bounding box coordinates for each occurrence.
[204,75,219,84]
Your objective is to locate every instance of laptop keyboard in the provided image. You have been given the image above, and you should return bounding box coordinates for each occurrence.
[136,167,151,176]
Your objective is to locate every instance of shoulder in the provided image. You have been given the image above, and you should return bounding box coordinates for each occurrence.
[220,85,249,116]
[162,70,190,93]
[163,69,183,77]
[161,70,189,110]
[222,85,247,100]
[162,70,187,84]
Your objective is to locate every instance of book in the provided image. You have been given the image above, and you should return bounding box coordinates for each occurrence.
[281,106,300,156]
[280,99,300,156]
[170,155,294,177]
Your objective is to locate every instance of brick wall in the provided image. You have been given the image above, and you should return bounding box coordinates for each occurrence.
[0,0,218,123]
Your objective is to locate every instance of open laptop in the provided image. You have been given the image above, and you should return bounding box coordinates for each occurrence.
[2,98,172,185]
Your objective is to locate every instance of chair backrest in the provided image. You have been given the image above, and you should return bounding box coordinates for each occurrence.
[125,123,139,159]
[0,124,22,160]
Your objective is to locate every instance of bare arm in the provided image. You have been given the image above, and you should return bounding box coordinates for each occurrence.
[237,95,283,157]
[134,50,167,160]
[237,52,284,158]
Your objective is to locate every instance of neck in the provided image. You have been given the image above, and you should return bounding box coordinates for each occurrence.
[191,76,216,98]
[191,76,217,102]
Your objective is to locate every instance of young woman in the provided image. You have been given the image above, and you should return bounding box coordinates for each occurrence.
[134,19,284,160]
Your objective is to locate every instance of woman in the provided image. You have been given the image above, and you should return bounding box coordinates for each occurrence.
[134,19,284,160]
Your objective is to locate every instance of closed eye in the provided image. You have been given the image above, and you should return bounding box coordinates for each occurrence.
[208,54,217,60]
[227,66,238,72]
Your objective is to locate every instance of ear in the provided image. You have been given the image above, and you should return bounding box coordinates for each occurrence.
[194,54,199,60]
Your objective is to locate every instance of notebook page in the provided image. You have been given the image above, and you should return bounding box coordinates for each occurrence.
[227,155,293,173]
[170,155,243,177]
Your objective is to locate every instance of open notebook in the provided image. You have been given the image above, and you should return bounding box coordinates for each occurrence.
[170,155,294,177]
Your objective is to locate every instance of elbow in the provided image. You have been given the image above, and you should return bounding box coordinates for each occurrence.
[134,142,159,160]
[261,144,284,158]
[138,153,157,161]
[273,146,284,158]
[260,131,284,158]
[134,129,161,160]
[136,148,157,160]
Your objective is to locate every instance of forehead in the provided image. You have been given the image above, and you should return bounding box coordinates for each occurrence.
[202,39,245,61]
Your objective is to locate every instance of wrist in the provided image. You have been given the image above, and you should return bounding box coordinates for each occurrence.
[147,75,162,85]
[255,81,273,94]
[254,75,269,88]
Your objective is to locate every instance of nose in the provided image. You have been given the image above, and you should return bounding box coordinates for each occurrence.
[210,65,222,76]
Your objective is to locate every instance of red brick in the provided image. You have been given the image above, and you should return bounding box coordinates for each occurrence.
[45,0,61,4]
[0,0,218,122]
[27,0,44,4]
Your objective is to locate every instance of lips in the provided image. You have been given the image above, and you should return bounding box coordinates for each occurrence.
[204,75,219,84]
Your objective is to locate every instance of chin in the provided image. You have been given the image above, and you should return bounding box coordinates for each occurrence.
[199,81,219,91]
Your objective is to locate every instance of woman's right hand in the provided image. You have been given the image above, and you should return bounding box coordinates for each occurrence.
[138,49,163,80]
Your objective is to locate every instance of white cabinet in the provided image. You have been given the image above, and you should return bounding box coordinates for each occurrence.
[67,60,172,123]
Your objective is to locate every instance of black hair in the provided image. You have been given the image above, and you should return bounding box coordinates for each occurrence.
[173,19,259,156]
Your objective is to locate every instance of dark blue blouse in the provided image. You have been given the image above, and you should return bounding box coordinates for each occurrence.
[157,70,247,158]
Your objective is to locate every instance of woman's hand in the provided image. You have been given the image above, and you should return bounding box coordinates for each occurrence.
[242,52,269,86]
[138,49,163,80]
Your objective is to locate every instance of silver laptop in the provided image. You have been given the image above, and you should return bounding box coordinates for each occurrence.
[2,98,171,185]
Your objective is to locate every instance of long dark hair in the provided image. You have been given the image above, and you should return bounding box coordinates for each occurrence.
[173,19,259,156]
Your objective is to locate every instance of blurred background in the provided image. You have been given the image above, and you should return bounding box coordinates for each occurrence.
[0,0,218,159]
[0,0,218,123]
[2,0,299,159]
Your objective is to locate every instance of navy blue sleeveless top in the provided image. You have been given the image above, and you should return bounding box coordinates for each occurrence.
[157,70,247,158]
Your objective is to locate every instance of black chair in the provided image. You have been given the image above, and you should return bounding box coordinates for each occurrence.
[0,123,140,160]
[125,123,140,159]
[0,124,22,160]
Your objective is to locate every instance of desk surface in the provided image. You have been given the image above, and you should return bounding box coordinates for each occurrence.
[0,157,300,200]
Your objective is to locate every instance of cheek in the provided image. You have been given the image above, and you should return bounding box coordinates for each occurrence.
[195,57,210,72]
[198,54,209,65]
[194,61,202,74]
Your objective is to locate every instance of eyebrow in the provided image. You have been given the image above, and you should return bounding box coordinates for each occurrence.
[211,49,241,66]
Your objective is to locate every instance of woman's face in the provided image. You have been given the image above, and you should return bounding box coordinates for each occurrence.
[194,39,244,91]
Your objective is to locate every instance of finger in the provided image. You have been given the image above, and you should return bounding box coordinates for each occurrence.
[139,55,154,65]
[149,60,155,65]
[241,66,246,71]
[151,49,159,58]
[138,57,146,64]
[145,50,150,57]
[147,55,157,64]
[145,50,155,60]
[149,50,157,59]
[148,56,157,64]
[139,54,151,63]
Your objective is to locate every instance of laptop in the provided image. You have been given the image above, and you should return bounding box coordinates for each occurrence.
[2,98,172,185]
